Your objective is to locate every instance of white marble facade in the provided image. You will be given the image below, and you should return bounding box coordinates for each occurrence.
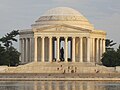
[19,7,106,64]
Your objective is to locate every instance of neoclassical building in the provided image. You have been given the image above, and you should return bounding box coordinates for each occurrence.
[19,7,106,64]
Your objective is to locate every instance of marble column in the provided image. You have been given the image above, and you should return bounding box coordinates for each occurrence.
[100,39,103,59]
[80,84,83,90]
[34,81,38,90]
[72,37,75,62]
[34,36,38,62]
[48,82,52,90]
[49,37,52,62]
[19,38,22,62]
[103,39,106,53]
[31,38,34,62]
[41,82,45,90]
[92,38,95,62]
[96,38,99,63]
[19,38,23,62]
[72,82,75,90]
[65,37,68,62]
[26,38,28,62]
[79,37,83,62]
[64,82,68,90]
[42,37,45,62]
[29,38,32,62]
[87,37,90,62]
[52,39,55,60]
[56,82,59,90]
[56,37,60,61]
[23,38,25,63]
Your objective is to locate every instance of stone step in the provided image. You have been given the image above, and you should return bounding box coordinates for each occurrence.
[4,62,115,73]
[22,62,96,67]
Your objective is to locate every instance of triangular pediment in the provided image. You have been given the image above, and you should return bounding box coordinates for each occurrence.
[35,24,91,33]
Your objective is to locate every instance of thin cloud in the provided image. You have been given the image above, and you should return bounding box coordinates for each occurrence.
[52,0,88,3]
[0,0,120,49]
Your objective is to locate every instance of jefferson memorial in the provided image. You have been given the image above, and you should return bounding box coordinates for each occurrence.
[19,7,106,65]
[1,7,120,74]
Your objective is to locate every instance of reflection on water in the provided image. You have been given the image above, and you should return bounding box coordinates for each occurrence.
[0,81,120,90]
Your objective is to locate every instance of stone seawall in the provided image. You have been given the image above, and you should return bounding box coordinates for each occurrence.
[1,78,120,81]
[0,73,120,81]
[0,78,120,81]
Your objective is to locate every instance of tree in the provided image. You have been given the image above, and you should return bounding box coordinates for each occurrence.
[0,30,20,66]
[105,39,116,51]
[116,45,120,66]
[101,39,120,67]
[0,44,6,65]
[101,43,120,67]
[7,46,20,66]
[101,49,117,67]
[0,30,19,49]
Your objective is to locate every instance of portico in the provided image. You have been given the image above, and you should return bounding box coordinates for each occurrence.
[20,34,106,63]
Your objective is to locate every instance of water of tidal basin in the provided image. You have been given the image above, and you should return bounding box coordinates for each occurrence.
[0,81,120,90]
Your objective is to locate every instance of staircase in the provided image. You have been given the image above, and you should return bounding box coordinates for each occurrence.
[3,62,116,73]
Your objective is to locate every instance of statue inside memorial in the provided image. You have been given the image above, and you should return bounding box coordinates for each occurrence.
[60,47,64,61]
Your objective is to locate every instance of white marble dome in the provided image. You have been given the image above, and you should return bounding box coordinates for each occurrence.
[32,7,94,30]
[42,7,83,16]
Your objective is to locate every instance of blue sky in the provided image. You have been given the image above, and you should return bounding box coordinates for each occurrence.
[0,0,120,49]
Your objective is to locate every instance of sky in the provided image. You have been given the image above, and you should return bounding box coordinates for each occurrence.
[0,0,120,49]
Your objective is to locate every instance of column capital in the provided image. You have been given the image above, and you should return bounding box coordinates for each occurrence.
[91,38,95,39]
[64,36,68,38]
[29,37,32,39]
[41,36,45,39]
[56,36,60,39]
[72,37,76,39]
[25,38,28,40]
[86,37,90,39]
[34,36,38,38]
[79,37,83,38]
[65,37,68,41]
[103,38,106,40]
[90,37,94,39]
[49,36,52,39]
[96,38,100,40]
[101,38,103,40]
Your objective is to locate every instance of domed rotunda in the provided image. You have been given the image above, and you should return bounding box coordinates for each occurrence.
[19,7,106,65]
[32,7,94,30]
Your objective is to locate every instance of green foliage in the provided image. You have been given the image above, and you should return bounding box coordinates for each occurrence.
[0,30,20,66]
[0,44,6,64]
[0,30,19,49]
[101,44,120,67]
[116,45,120,65]
[101,50,117,67]
[6,46,20,66]
[105,39,116,51]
